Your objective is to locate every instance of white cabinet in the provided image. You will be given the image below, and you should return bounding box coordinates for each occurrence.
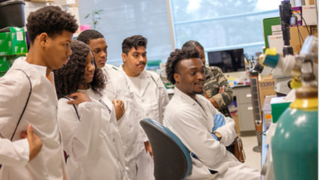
[232,86,255,133]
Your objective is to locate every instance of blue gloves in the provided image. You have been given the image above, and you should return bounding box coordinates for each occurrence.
[212,114,226,132]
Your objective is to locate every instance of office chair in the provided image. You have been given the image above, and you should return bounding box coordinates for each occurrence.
[140,118,192,180]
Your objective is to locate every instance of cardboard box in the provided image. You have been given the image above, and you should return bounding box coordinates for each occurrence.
[0,56,9,73]
[290,25,318,54]
[305,0,315,5]
[0,27,28,56]
[0,55,26,77]
[302,5,317,26]
[268,34,284,55]
[259,78,276,109]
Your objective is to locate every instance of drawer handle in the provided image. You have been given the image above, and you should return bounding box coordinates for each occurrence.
[246,94,252,98]
[248,107,253,110]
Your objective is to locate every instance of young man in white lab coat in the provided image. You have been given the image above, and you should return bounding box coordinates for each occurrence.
[77,30,143,180]
[164,48,260,180]
[120,35,170,180]
[0,6,78,180]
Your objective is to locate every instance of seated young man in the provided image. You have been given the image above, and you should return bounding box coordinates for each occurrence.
[164,48,260,180]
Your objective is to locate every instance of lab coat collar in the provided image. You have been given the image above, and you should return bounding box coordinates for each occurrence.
[174,87,208,119]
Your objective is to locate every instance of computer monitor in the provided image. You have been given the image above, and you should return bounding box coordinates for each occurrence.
[207,48,245,73]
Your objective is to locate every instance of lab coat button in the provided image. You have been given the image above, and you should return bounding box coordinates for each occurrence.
[113,138,115,144]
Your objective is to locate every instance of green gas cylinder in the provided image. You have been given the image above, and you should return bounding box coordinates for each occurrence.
[271,85,318,180]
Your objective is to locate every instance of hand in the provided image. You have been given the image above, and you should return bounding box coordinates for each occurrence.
[212,114,226,132]
[211,133,219,141]
[144,141,153,159]
[112,100,125,120]
[20,124,43,162]
[67,92,91,105]
[218,85,225,93]
[213,132,222,141]
[209,98,220,109]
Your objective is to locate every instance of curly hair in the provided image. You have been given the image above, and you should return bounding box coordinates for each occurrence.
[77,29,104,44]
[26,6,78,44]
[182,40,204,51]
[122,35,147,54]
[166,48,200,84]
[54,40,105,99]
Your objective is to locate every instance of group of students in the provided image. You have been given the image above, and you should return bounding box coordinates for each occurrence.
[0,5,261,180]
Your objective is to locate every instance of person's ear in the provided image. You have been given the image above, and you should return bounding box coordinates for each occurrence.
[174,73,180,84]
[121,53,127,63]
[39,33,49,47]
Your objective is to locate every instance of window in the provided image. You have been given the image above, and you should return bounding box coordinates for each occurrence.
[78,0,173,66]
[169,0,282,58]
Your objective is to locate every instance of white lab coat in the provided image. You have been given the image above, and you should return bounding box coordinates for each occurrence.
[164,87,260,180]
[119,65,170,180]
[58,88,126,180]
[0,57,66,180]
[102,64,143,180]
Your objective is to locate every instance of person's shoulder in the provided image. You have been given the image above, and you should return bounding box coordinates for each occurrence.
[58,97,70,107]
[0,69,32,92]
[145,70,160,79]
[167,96,194,114]
[145,70,164,86]
[103,64,127,80]
[209,66,223,75]
[104,64,120,71]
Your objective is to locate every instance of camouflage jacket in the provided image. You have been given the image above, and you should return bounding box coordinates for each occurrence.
[202,66,233,117]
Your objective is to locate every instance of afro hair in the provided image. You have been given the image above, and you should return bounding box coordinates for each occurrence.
[26,6,78,44]
[54,40,105,99]
[166,48,200,84]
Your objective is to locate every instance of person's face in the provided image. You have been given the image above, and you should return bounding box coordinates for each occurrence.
[43,30,73,70]
[84,52,95,84]
[122,46,147,76]
[174,58,205,98]
[196,46,205,65]
[88,38,108,68]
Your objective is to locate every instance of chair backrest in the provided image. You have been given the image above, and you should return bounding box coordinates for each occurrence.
[140,118,192,180]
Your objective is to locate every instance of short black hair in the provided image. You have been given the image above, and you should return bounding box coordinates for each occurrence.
[54,40,105,99]
[122,35,147,54]
[182,40,204,51]
[26,6,78,44]
[77,29,104,44]
[166,48,200,84]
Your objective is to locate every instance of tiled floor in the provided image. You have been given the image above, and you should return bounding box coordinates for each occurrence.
[240,136,261,172]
